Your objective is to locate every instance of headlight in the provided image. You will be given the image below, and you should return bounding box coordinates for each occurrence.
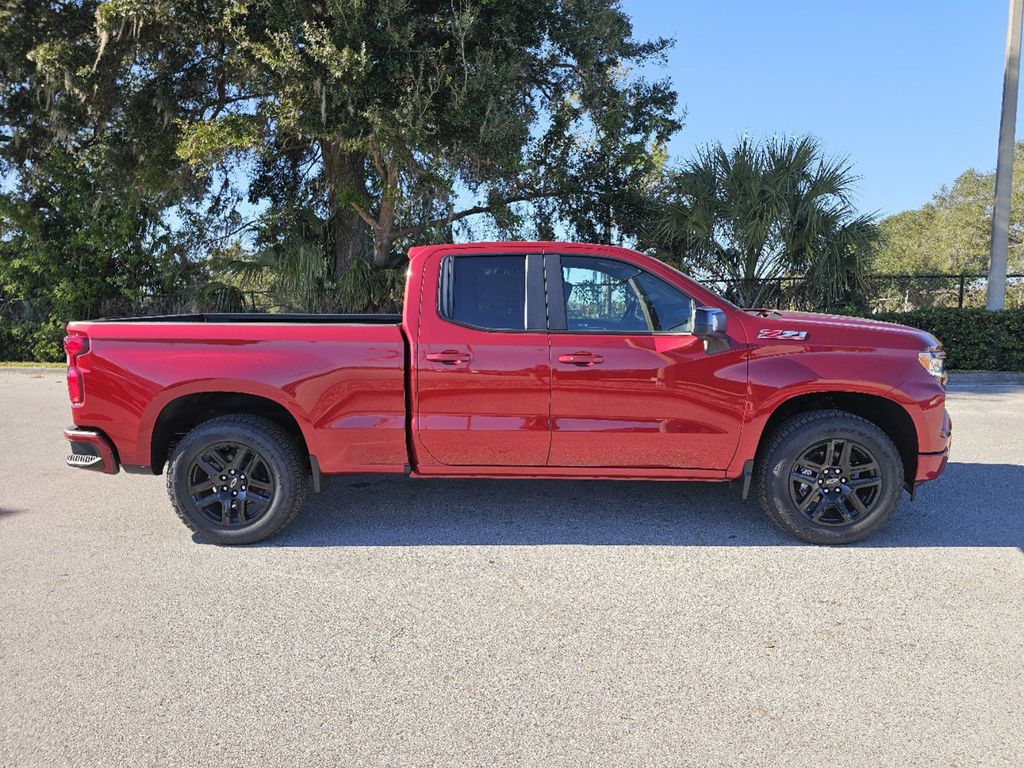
[918,349,947,386]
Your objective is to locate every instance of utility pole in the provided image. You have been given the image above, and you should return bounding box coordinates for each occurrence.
[987,0,1024,310]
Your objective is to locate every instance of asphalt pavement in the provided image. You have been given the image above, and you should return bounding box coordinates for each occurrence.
[1,369,1021,767]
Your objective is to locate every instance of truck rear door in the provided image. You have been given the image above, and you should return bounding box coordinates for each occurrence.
[413,251,551,466]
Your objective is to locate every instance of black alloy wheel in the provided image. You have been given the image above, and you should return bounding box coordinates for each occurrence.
[788,438,883,527]
[166,415,308,544]
[187,441,277,528]
[755,409,904,545]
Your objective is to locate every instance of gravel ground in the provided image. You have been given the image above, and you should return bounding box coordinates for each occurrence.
[1,370,1021,767]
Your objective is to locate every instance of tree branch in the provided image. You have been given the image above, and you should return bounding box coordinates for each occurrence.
[349,201,378,229]
[393,192,553,239]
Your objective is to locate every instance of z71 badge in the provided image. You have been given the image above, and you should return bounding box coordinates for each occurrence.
[758,329,808,340]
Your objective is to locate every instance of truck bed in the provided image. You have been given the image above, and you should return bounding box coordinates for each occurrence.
[87,313,403,324]
[65,315,409,475]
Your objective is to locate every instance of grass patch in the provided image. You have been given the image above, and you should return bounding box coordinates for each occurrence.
[0,361,65,368]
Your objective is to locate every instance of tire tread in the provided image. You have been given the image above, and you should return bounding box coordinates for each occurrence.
[165,414,308,544]
[754,409,904,544]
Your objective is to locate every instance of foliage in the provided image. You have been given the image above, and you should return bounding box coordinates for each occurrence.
[190,282,249,313]
[0,319,64,363]
[0,0,681,326]
[873,308,1024,371]
[215,209,332,312]
[875,142,1024,277]
[647,136,879,309]
[335,257,405,314]
[0,144,206,359]
[83,0,679,270]
[210,210,405,313]
[0,0,223,357]
[531,71,679,245]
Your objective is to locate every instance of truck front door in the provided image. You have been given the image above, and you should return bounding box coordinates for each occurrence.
[545,253,748,470]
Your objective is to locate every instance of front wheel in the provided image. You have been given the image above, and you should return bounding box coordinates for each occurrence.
[755,410,904,545]
[166,415,308,544]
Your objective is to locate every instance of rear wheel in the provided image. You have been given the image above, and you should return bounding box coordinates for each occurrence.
[755,410,904,544]
[166,415,307,544]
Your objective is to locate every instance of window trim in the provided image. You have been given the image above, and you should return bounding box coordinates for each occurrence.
[545,254,698,336]
[436,253,546,333]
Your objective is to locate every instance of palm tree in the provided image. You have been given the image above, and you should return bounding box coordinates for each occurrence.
[650,136,879,309]
[207,207,404,313]
[211,208,330,312]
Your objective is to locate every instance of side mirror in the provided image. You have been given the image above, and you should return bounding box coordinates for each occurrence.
[693,307,728,338]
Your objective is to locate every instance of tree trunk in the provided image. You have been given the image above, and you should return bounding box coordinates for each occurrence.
[371,156,399,268]
[327,204,367,277]
[321,141,370,276]
[372,234,393,268]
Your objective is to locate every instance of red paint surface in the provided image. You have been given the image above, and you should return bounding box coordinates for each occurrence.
[64,322,408,473]
[65,242,951,487]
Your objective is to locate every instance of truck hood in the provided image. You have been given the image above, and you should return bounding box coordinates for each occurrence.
[742,309,940,350]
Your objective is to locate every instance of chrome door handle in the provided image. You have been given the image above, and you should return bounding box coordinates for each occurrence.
[425,350,472,365]
[558,352,604,366]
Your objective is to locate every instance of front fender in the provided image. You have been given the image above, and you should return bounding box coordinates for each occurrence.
[726,346,920,478]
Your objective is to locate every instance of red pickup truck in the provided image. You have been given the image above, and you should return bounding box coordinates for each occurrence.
[62,242,951,545]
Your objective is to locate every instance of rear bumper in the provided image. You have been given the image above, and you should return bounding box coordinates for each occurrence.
[64,427,120,475]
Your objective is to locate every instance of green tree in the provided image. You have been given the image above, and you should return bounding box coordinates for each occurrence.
[0,0,226,358]
[89,0,679,272]
[875,142,1024,276]
[648,136,878,309]
[0,145,205,359]
[531,73,679,245]
[1,0,680,324]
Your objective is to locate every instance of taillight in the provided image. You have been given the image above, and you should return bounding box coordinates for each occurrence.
[64,333,90,404]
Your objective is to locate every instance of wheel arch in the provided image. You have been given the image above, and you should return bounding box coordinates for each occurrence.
[754,391,919,487]
[149,391,311,474]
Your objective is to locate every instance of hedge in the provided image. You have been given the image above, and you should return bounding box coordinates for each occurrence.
[0,320,65,363]
[872,307,1024,371]
[2,307,1022,370]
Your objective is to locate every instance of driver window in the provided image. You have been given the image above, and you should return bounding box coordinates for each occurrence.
[560,257,694,333]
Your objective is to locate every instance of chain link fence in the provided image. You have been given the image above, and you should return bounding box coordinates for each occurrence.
[0,290,274,324]
[699,273,1024,312]
[4,273,1024,325]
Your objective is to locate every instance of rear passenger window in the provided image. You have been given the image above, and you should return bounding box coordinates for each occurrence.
[446,256,526,330]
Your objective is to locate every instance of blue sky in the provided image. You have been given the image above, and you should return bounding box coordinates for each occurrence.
[627,1,1015,216]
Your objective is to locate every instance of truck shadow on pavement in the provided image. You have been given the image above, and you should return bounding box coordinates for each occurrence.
[231,461,1023,549]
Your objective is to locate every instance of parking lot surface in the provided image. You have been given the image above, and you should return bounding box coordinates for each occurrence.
[1,370,1021,767]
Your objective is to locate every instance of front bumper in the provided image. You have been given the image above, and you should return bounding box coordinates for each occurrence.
[913,409,951,485]
[64,427,120,474]
[915,448,949,483]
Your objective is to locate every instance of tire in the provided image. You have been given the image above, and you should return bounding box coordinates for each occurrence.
[754,409,904,545]
[166,414,308,544]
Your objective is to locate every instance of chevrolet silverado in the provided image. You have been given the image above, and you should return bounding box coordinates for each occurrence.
[62,242,951,544]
